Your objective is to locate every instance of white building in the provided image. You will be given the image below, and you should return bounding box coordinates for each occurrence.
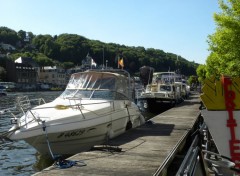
[38,66,67,87]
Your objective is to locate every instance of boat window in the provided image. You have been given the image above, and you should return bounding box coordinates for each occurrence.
[115,92,128,100]
[91,91,128,100]
[60,89,78,98]
[60,89,98,99]
[160,85,172,91]
[74,90,92,98]
[99,77,115,90]
[61,88,129,100]
[90,90,115,100]
[66,72,116,90]
[63,72,131,100]
[115,77,129,97]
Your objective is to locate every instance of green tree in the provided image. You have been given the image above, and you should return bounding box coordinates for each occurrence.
[206,0,240,77]
[10,52,36,61]
[35,54,54,69]
[196,64,207,83]
[0,26,199,77]
[17,30,26,43]
[0,66,6,81]
[0,27,19,45]
[56,34,88,63]
[27,32,35,41]
[62,61,74,69]
[188,75,198,89]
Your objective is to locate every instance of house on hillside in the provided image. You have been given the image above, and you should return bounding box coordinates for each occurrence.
[15,57,38,67]
[67,53,98,74]
[0,43,16,51]
[38,66,68,88]
[6,58,38,90]
[67,66,84,74]
[81,53,97,70]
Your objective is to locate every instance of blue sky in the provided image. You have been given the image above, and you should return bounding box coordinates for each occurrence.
[1,0,220,64]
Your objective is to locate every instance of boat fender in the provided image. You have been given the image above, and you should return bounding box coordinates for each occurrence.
[145,120,155,125]
[10,118,18,124]
[126,121,132,130]
[139,114,146,124]
[143,102,148,109]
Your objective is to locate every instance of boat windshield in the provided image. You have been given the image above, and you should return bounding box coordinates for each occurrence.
[153,72,181,84]
[60,71,131,100]
[160,85,172,91]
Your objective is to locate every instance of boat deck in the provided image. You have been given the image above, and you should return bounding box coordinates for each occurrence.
[33,93,201,176]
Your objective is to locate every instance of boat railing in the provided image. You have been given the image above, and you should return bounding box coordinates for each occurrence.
[0,96,46,121]
[63,90,134,119]
[65,96,115,119]
[65,97,84,118]
[15,96,46,125]
[15,96,46,114]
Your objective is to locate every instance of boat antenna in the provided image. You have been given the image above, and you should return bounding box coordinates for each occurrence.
[148,67,153,85]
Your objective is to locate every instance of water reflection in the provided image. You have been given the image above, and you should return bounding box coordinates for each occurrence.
[0,91,61,176]
[33,154,54,172]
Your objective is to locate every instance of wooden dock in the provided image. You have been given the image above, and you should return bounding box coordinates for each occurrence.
[33,93,201,176]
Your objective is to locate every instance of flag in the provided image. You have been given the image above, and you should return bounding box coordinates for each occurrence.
[118,58,124,68]
[91,58,97,68]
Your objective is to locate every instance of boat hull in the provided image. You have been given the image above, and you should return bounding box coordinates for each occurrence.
[8,100,144,156]
[137,97,175,113]
[24,121,122,155]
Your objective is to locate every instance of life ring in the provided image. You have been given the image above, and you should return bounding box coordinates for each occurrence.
[55,105,69,110]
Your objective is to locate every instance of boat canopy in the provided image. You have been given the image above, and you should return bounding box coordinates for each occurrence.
[60,71,132,100]
[153,72,182,84]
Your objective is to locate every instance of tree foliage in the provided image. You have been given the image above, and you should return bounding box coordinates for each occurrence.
[204,0,240,78]
[196,64,207,83]
[0,27,19,45]
[0,27,198,76]
[0,66,6,81]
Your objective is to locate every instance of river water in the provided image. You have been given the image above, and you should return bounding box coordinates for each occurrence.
[0,91,62,176]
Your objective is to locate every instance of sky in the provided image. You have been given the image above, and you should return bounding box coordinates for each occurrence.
[1,0,220,64]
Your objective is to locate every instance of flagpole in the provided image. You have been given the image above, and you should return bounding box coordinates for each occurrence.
[118,55,119,68]
[102,48,104,69]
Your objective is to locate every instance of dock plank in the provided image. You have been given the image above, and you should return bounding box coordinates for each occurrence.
[33,93,200,176]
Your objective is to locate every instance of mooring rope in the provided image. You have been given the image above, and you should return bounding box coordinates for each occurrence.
[41,121,86,169]
[42,121,55,159]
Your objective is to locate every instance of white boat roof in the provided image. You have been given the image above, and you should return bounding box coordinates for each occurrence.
[63,69,133,99]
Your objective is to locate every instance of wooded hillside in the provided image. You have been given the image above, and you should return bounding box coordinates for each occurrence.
[0,26,198,75]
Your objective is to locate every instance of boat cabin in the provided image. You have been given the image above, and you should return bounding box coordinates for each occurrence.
[60,70,134,101]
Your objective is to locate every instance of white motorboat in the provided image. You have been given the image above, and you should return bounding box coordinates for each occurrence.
[137,68,182,112]
[5,69,145,156]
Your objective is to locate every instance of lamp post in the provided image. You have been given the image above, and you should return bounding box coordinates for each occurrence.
[102,48,104,69]
[106,60,108,68]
